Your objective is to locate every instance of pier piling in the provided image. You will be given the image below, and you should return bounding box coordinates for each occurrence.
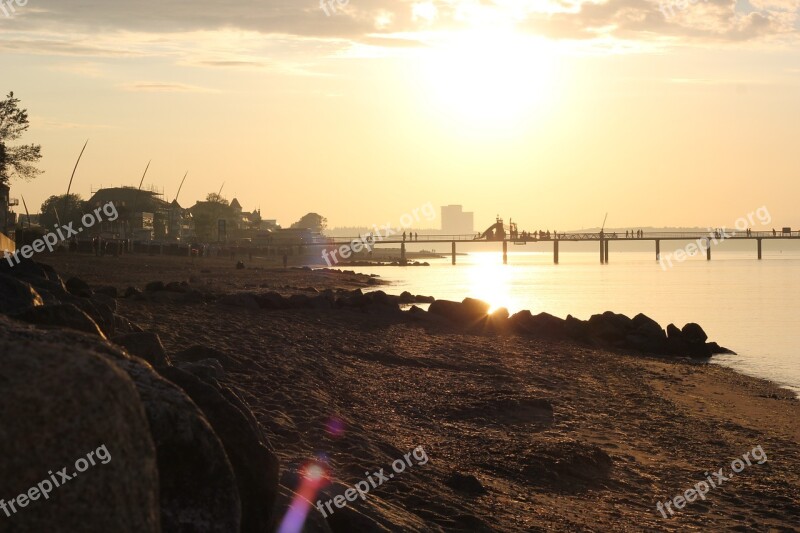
[554,240,559,264]
[758,238,762,260]
[604,239,609,264]
[655,239,660,261]
[706,239,711,261]
[451,241,456,265]
[503,241,508,265]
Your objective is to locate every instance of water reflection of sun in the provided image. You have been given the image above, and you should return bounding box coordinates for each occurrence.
[466,253,513,313]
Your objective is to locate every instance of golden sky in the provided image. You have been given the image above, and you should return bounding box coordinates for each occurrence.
[1,0,798,230]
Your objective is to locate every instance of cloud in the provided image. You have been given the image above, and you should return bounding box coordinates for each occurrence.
[119,82,217,93]
[0,0,796,55]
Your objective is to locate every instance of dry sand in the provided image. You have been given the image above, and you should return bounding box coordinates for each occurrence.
[45,254,800,532]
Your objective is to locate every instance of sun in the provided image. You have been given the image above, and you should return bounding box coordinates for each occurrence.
[419,29,558,127]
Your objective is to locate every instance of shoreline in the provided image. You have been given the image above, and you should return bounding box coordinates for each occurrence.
[3,253,799,531]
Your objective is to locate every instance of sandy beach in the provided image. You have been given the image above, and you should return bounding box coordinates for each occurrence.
[35,254,800,532]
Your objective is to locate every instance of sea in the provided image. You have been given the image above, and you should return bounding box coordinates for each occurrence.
[346,245,800,396]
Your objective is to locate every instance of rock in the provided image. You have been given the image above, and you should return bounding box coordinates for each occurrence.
[95,285,118,298]
[65,276,92,297]
[564,315,590,340]
[113,332,171,367]
[124,287,143,299]
[93,293,118,313]
[159,366,279,533]
[509,310,566,338]
[288,294,312,308]
[11,274,66,305]
[632,313,662,335]
[309,294,334,310]
[114,313,144,335]
[13,303,106,338]
[529,312,566,337]
[108,356,242,532]
[164,281,189,293]
[219,293,260,310]
[490,307,510,320]
[144,281,165,293]
[707,342,736,355]
[0,316,160,532]
[0,273,44,314]
[461,298,490,318]
[666,323,683,340]
[399,291,415,303]
[255,292,288,310]
[414,294,435,303]
[337,289,367,308]
[682,323,708,343]
[367,290,396,307]
[588,312,633,343]
[625,332,668,355]
[445,472,487,495]
[428,298,490,325]
[73,298,116,337]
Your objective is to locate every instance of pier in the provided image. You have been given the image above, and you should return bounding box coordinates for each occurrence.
[317,229,800,265]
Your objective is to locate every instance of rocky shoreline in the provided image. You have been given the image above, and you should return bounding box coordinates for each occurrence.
[1,255,798,532]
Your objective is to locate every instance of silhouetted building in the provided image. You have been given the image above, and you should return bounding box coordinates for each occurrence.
[441,205,474,235]
[86,187,169,240]
[0,183,10,236]
[0,183,16,251]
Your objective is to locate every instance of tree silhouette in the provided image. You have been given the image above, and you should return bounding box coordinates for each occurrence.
[40,194,85,229]
[0,92,42,185]
[291,212,327,232]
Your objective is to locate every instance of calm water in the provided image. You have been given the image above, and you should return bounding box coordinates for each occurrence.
[347,249,800,395]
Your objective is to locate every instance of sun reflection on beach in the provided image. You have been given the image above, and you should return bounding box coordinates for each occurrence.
[466,253,514,313]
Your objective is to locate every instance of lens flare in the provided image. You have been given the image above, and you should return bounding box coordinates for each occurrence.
[276,458,331,533]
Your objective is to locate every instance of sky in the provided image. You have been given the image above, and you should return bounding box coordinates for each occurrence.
[1,0,798,232]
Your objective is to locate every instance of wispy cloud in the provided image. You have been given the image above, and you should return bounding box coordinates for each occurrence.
[119,82,217,93]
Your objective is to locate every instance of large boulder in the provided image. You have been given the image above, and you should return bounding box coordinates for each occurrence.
[682,323,708,343]
[0,316,160,532]
[428,298,490,325]
[509,310,567,337]
[0,273,44,314]
[160,366,279,532]
[13,303,106,338]
[564,315,590,340]
[626,313,668,354]
[65,276,92,297]
[113,332,171,368]
[6,320,243,532]
[588,312,633,343]
[108,356,242,532]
